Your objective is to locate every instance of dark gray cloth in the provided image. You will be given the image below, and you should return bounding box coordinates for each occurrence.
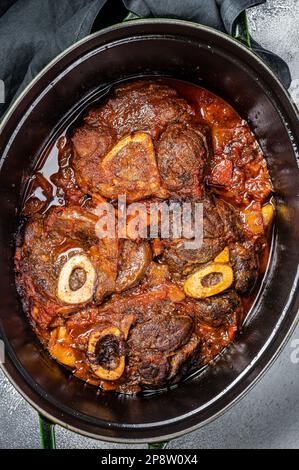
[0,0,291,118]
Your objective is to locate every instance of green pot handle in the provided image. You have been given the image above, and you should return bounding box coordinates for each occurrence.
[148,441,169,449]
[37,9,251,451]
[39,413,56,449]
[232,11,251,48]
[39,411,169,449]
[38,412,169,449]
[123,10,251,48]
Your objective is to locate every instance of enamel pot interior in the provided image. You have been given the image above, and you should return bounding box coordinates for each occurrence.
[0,20,299,442]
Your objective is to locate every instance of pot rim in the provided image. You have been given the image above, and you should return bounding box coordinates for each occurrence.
[1,18,299,444]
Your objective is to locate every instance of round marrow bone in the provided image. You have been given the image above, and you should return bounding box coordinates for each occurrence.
[99,132,165,201]
[88,327,125,381]
[184,263,234,299]
[57,254,96,304]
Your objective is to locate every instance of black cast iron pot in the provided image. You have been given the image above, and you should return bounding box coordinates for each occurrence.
[0,19,299,444]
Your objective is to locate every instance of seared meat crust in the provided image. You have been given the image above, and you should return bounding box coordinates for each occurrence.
[72,81,204,200]
[161,196,258,293]
[157,123,209,197]
[15,80,268,394]
[85,80,194,139]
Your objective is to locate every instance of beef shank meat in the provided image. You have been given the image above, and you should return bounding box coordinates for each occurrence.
[157,123,209,197]
[71,81,208,201]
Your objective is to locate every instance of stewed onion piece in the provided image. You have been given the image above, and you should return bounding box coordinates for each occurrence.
[262,203,275,228]
[87,327,125,381]
[49,326,77,367]
[184,263,234,299]
[57,254,96,304]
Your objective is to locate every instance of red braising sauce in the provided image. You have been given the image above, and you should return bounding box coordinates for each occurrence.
[17,79,274,392]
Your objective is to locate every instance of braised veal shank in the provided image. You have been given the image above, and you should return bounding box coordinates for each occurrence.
[15,80,273,394]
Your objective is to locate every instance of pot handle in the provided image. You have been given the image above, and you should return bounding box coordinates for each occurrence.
[232,11,251,48]
[39,413,56,449]
[36,10,250,452]
[39,411,169,450]
[39,412,170,449]
[122,10,251,452]
[148,441,169,449]
[123,10,251,48]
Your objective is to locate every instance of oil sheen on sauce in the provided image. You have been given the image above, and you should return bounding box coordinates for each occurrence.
[21,78,274,349]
